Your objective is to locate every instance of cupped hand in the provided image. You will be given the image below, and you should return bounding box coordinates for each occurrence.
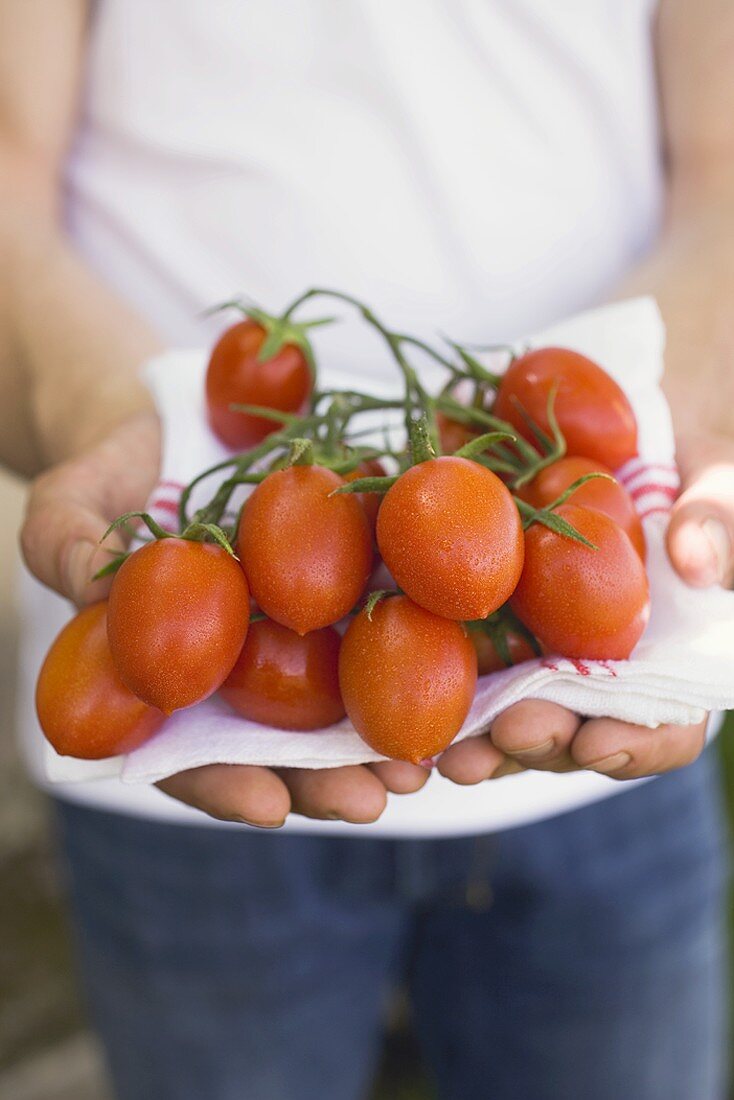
[442,435,733,786]
[20,413,428,826]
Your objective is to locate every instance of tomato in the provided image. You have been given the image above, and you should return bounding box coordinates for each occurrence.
[36,602,165,759]
[237,464,373,634]
[108,538,250,713]
[339,595,477,763]
[220,618,345,730]
[376,456,524,620]
[520,455,646,560]
[206,319,312,449]
[469,621,538,676]
[436,411,477,455]
[492,347,638,470]
[511,505,649,660]
[343,457,387,535]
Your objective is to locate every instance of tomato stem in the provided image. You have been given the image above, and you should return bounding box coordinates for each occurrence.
[409,416,437,464]
[363,589,395,620]
[287,438,315,467]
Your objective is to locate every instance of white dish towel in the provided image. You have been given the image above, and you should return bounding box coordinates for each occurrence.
[46,297,734,784]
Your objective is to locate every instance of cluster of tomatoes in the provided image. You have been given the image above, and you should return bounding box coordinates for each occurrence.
[37,290,650,767]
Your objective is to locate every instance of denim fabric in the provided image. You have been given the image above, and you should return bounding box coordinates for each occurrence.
[55,749,728,1100]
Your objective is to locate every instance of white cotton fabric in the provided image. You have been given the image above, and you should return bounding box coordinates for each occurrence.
[34,298,734,835]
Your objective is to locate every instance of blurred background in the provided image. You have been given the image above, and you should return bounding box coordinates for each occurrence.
[1,462,731,1099]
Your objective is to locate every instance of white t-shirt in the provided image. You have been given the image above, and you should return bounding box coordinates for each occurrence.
[18,0,664,835]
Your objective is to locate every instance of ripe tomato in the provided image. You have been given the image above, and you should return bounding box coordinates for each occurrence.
[108,538,250,713]
[520,455,646,560]
[511,504,649,660]
[493,347,638,470]
[436,411,477,455]
[339,595,477,763]
[376,456,524,620]
[343,457,387,536]
[36,602,165,759]
[469,622,538,676]
[237,464,373,634]
[206,319,312,449]
[220,618,345,730]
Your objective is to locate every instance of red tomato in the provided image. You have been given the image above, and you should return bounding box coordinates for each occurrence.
[436,411,477,455]
[493,347,638,470]
[511,504,650,660]
[237,464,373,634]
[108,538,250,713]
[520,455,646,560]
[206,319,312,449]
[343,457,387,536]
[36,602,165,759]
[469,623,538,676]
[220,618,345,730]
[376,456,524,620]
[339,595,477,763]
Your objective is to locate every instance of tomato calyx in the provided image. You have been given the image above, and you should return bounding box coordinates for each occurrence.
[93,511,238,581]
[205,297,334,385]
[514,473,615,549]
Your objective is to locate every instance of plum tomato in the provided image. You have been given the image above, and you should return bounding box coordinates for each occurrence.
[520,455,646,560]
[511,504,650,660]
[376,456,524,620]
[36,602,165,759]
[237,464,373,635]
[492,347,638,470]
[206,319,312,449]
[220,618,345,730]
[107,538,250,713]
[339,595,478,763]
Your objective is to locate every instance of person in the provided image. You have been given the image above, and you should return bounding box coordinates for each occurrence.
[2,1,733,1096]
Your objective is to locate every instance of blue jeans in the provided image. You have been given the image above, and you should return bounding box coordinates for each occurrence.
[55,750,728,1100]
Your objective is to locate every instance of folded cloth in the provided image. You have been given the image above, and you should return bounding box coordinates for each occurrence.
[46,297,734,784]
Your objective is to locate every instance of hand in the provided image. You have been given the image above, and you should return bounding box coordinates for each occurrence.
[21,413,428,826]
[442,434,730,787]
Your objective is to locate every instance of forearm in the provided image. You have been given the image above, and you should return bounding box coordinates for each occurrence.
[0,198,162,477]
[0,0,161,479]
[617,174,734,447]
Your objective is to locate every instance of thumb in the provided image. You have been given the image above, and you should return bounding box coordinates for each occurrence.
[20,413,160,606]
[666,437,734,588]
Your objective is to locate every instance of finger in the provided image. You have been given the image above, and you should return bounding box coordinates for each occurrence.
[570,716,708,779]
[21,479,127,605]
[20,413,160,606]
[278,765,388,824]
[368,760,431,794]
[438,734,518,785]
[667,439,734,587]
[489,699,582,772]
[157,764,291,827]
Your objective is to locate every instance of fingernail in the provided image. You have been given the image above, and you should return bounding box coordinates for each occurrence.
[702,518,730,584]
[585,751,631,775]
[491,760,524,779]
[232,816,285,829]
[510,738,554,761]
[325,811,342,820]
[65,540,96,600]
[419,757,437,771]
